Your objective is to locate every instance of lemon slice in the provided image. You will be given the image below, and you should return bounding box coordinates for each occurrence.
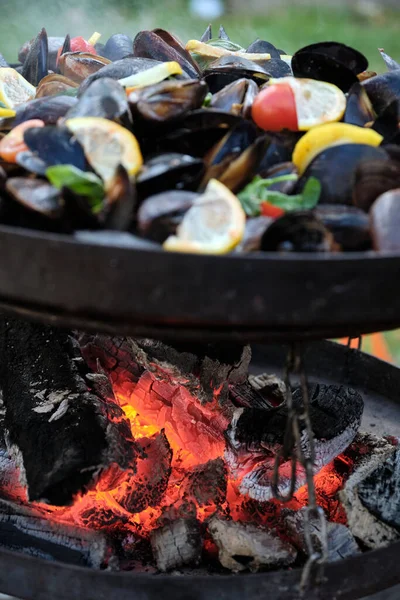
[269,76,346,131]
[163,179,245,255]
[0,68,36,108]
[65,117,143,185]
[293,122,384,175]
[120,61,183,91]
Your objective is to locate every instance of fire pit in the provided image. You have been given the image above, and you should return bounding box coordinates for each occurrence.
[0,324,399,600]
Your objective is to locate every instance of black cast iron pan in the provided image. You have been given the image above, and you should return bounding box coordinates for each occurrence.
[0,224,399,342]
[0,340,399,600]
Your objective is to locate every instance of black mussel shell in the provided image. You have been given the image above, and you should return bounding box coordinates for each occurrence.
[353,158,400,212]
[246,39,280,59]
[6,177,62,219]
[296,144,389,206]
[370,189,400,251]
[0,53,9,67]
[292,41,367,93]
[210,78,258,118]
[261,162,298,193]
[372,99,400,142]
[257,132,302,175]
[258,58,292,78]
[137,190,198,242]
[14,95,77,126]
[78,57,162,95]
[103,165,136,231]
[261,211,337,252]
[19,35,64,72]
[15,151,48,176]
[65,77,132,127]
[21,28,49,86]
[218,25,229,40]
[219,135,271,193]
[363,71,400,115]
[137,153,204,200]
[379,49,400,72]
[344,83,375,127]
[58,52,111,85]
[204,55,271,93]
[314,205,371,251]
[236,215,272,252]
[200,25,212,43]
[101,34,133,62]
[129,79,208,124]
[58,34,71,63]
[62,186,100,232]
[23,126,87,170]
[133,30,200,78]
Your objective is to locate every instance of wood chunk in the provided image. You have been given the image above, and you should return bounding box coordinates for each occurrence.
[339,434,399,549]
[282,508,361,562]
[150,518,202,572]
[181,458,227,507]
[0,316,140,506]
[208,516,296,573]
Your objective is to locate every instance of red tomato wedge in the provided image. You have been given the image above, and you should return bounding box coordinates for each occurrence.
[260,202,285,218]
[0,119,45,163]
[56,37,97,65]
[252,83,298,132]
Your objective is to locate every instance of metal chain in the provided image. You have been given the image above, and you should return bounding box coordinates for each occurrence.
[271,343,328,593]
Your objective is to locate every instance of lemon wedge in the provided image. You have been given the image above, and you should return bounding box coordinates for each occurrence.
[65,117,143,185]
[163,179,245,255]
[120,61,183,92]
[0,68,36,109]
[293,122,384,175]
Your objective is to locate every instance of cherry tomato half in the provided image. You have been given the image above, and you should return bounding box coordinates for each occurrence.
[260,202,285,218]
[0,119,45,163]
[252,83,298,132]
[56,37,97,65]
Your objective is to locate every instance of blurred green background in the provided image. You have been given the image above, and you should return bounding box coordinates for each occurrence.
[1,0,399,364]
[0,0,399,73]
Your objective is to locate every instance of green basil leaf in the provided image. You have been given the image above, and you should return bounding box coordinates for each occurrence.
[46,165,104,213]
[300,176,322,209]
[203,92,212,107]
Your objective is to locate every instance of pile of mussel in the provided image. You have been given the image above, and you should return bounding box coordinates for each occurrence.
[0,26,400,253]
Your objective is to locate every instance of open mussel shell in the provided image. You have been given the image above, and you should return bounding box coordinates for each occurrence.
[218,135,272,193]
[14,95,77,126]
[101,34,134,62]
[246,39,281,59]
[261,162,298,193]
[23,126,87,170]
[261,211,337,252]
[200,25,212,43]
[36,74,79,98]
[19,35,64,72]
[344,83,376,127]
[372,99,400,142]
[256,132,302,175]
[137,153,204,200]
[133,30,200,78]
[21,28,48,86]
[314,205,371,251]
[379,49,400,73]
[59,52,111,84]
[363,70,400,115]
[296,144,389,206]
[258,58,292,78]
[236,216,273,252]
[292,41,367,92]
[102,164,136,231]
[61,186,100,232]
[5,177,63,231]
[353,158,400,212]
[129,79,208,124]
[137,189,198,242]
[15,151,48,176]
[204,55,271,93]
[210,78,258,118]
[78,57,162,95]
[65,77,132,127]
[370,189,400,251]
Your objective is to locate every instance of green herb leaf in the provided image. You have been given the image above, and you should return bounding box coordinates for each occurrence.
[46,165,104,213]
[203,92,212,107]
[300,177,322,209]
[207,38,244,52]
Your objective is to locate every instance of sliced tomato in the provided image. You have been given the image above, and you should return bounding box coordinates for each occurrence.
[0,119,45,163]
[252,83,298,132]
[260,202,285,218]
[56,37,97,65]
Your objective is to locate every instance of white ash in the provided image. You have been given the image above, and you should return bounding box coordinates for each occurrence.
[150,518,202,572]
[208,516,297,573]
[3,433,27,489]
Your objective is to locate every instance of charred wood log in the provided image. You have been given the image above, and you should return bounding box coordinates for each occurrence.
[181,458,227,507]
[339,434,400,549]
[150,518,202,572]
[207,515,297,572]
[0,316,141,506]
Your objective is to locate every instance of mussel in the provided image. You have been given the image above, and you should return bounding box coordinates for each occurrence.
[363,70,400,114]
[21,28,48,86]
[314,205,371,251]
[102,164,136,231]
[133,30,200,79]
[35,74,78,98]
[246,39,281,59]
[236,215,273,252]
[23,126,87,170]
[379,49,400,72]
[137,153,204,200]
[19,35,64,72]
[353,158,400,212]
[58,52,111,84]
[204,55,271,93]
[137,190,198,242]
[14,95,78,126]
[209,78,258,118]
[78,57,163,94]
[101,34,134,62]
[344,83,375,127]
[4,177,63,231]
[370,189,400,251]
[260,211,337,252]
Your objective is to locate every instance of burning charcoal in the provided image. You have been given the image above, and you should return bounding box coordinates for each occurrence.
[181,458,227,507]
[208,516,296,572]
[248,373,286,407]
[226,385,363,502]
[0,316,140,505]
[150,518,202,572]
[117,431,172,514]
[340,435,400,549]
[281,507,361,561]
[0,512,112,568]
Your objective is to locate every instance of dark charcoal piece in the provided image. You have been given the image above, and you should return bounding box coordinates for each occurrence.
[261,212,336,253]
[137,190,198,243]
[315,205,371,251]
[102,34,133,62]
[230,373,285,409]
[137,153,204,200]
[150,518,202,572]
[22,28,48,86]
[181,458,227,507]
[23,126,87,170]
[0,316,140,505]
